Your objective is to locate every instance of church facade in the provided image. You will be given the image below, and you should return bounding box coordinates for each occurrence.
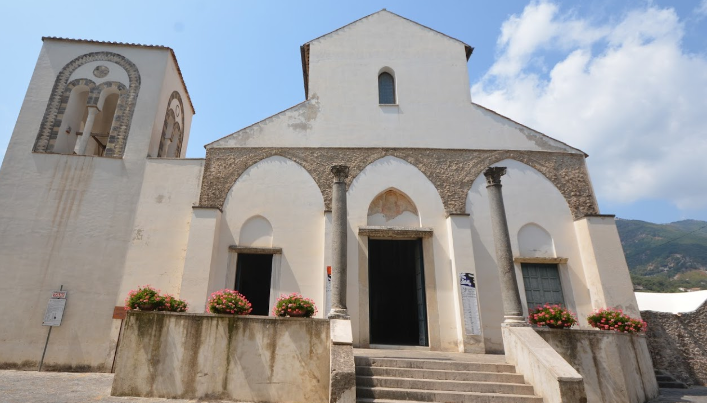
[0,10,638,371]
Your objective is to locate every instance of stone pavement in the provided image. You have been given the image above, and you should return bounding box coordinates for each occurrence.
[2,369,707,403]
[0,370,236,403]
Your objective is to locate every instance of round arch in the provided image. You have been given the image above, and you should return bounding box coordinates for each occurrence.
[34,51,141,157]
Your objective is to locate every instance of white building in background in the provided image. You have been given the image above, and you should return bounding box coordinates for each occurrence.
[0,10,639,371]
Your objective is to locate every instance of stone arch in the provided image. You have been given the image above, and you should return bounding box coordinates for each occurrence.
[157,91,185,158]
[458,150,598,219]
[34,51,141,157]
[367,187,420,226]
[198,147,598,219]
[517,223,556,257]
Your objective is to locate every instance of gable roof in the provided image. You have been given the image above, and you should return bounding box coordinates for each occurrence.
[42,36,195,114]
[299,9,474,99]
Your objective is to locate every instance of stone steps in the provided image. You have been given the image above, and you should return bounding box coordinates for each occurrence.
[655,369,688,389]
[354,352,541,403]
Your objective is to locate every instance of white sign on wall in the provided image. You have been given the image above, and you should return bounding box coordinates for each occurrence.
[325,266,332,315]
[460,273,481,335]
[42,290,67,327]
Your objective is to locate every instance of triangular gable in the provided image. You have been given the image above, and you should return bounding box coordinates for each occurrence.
[300,10,473,99]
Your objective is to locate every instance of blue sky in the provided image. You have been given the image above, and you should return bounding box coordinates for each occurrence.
[1,0,706,224]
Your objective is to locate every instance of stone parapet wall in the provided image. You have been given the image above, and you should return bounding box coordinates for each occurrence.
[642,301,707,386]
[536,328,658,403]
[111,312,330,402]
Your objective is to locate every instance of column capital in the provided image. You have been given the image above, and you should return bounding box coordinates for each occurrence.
[483,166,506,187]
[331,165,350,183]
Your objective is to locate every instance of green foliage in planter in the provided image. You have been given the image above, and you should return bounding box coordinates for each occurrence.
[587,308,647,333]
[528,304,577,328]
[272,293,318,318]
[124,285,188,312]
[125,285,162,310]
[207,289,252,315]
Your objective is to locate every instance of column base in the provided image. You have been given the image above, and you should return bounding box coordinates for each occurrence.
[328,309,350,320]
[502,316,530,327]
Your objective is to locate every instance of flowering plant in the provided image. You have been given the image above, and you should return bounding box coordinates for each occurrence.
[124,285,188,312]
[272,293,317,318]
[207,289,252,315]
[587,308,647,333]
[158,294,188,312]
[125,285,162,310]
[528,304,577,329]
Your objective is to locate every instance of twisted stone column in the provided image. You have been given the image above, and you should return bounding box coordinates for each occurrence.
[483,167,526,325]
[329,165,349,319]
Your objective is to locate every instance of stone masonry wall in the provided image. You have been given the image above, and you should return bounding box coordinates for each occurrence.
[642,301,707,386]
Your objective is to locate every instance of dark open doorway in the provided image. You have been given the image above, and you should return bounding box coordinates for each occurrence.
[235,253,273,316]
[368,239,428,346]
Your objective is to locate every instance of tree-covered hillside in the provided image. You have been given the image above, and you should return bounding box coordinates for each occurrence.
[616,219,707,292]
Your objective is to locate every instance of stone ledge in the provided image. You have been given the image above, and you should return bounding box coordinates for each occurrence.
[229,245,283,254]
[358,226,433,239]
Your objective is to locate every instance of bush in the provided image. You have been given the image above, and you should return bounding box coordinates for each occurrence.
[125,285,162,311]
[207,289,252,315]
[158,294,188,312]
[587,308,647,333]
[124,285,188,312]
[272,293,318,318]
[528,304,577,329]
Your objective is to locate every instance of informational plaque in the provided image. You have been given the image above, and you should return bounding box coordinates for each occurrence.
[42,290,67,326]
[460,273,481,335]
[325,266,332,315]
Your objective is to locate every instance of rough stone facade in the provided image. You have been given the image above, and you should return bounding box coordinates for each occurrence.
[198,147,598,218]
[642,301,707,386]
[34,51,141,157]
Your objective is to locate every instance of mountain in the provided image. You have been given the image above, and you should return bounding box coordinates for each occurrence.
[615,218,707,292]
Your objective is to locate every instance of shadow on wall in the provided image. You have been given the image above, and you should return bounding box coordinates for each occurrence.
[642,300,707,386]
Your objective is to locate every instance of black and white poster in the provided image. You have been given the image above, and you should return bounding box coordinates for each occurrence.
[460,273,481,335]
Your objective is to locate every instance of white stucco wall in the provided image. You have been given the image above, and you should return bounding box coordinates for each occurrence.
[208,12,581,154]
[207,156,326,316]
[0,40,183,370]
[347,156,461,351]
[467,159,591,352]
[117,158,204,301]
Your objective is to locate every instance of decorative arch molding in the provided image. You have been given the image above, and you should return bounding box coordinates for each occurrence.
[34,51,141,157]
[158,91,185,158]
[198,147,599,219]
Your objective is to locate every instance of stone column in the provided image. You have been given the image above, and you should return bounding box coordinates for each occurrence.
[329,165,349,319]
[483,167,526,325]
[74,106,99,155]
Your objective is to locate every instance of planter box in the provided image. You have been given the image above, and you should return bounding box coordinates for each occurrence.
[111,311,330,403]
[536,328,658,403]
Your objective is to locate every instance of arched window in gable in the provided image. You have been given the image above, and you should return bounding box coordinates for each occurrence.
[378,71,396,104]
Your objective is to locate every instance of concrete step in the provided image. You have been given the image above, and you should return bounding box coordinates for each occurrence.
[659,381,688,389]
[355,366,526,384]
[356,375,535,395]
[356,386,543,403]
[355,356,517,374]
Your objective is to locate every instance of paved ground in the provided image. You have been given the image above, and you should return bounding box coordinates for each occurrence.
[0,370,236,403]
[1,369,707,402]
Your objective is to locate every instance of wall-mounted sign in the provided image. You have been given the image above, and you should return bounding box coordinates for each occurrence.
[460,273,481,335]
[42,290,67,326]
[325,266,332,315]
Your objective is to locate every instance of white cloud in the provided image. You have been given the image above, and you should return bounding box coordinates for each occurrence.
[473,1,707,212]
[696,0,707,17]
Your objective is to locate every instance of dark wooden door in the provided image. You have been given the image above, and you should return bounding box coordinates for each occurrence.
[235,253,273,316]
[368,239,428,346]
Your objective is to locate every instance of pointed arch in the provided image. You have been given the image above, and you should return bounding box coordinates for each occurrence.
[367,187,419,226]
